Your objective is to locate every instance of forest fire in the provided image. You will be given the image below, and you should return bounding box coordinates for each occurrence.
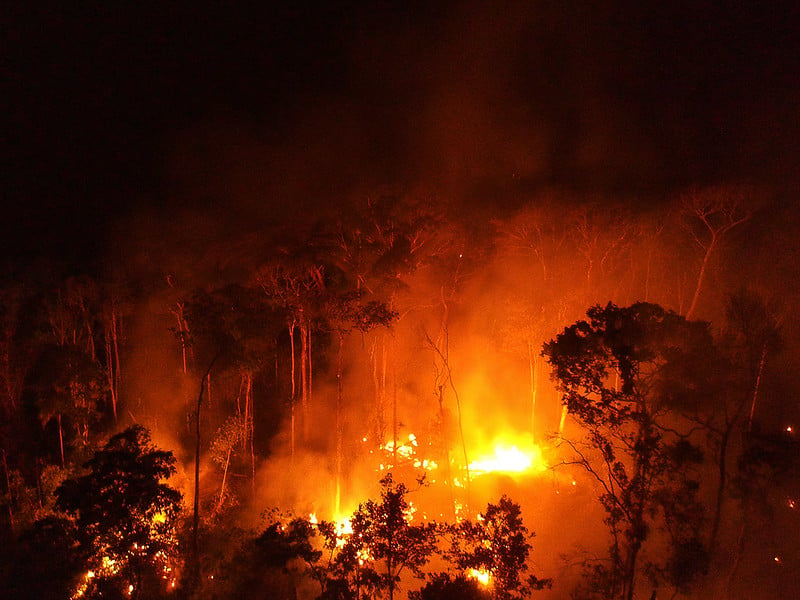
[2,186,799,600]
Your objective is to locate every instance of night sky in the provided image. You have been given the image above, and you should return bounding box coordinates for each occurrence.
[5,1,800,267]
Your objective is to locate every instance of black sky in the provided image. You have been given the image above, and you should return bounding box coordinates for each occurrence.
[4,1,799,267]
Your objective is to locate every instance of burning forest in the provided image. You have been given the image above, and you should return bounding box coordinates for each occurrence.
[4,2,800,599]
[1,190,798,600]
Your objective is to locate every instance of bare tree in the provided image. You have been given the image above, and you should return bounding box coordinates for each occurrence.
[681,185,753,319]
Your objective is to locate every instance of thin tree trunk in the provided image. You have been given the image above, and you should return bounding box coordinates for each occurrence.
[249,373,255,497]
[709,427,730,550]
[686,237,716,319]
[435,288,470,513]
[748,345,768,432]
[371,338,381,440]
[558,405,568,439]
[300,316,310,441]
[216,447,232,514]
[724,520,748,599]
[191,356,217,592]
[112,307,121,409]
[528,339,537,440]
[242,373,249,451]
[392,359,398,467]
[57,413,65,468]
[79,297,96,361]
[2,449,14,532]
[289,321,296,459]
[437,385,456,521]
[335,332,344,516]
[177,310,187,374]
[624,541,642,600]
[105,331,118,423]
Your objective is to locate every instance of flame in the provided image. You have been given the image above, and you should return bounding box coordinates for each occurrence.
[468,568,491,586]
[336,517,353,536]
[468,442,546,477]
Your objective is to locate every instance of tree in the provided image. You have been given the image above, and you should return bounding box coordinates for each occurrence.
[543,303,710,600]
[322,473,438,600]
[53,425,182,600]
[217,513,323,600]
[257,261,326,451]
[1,515,86,599]
[725,428,800,598]
[410,573,491,600]
[325,292,397,515]
[680,185,753,318]
[444,496,551,600]
[32,343,107,466]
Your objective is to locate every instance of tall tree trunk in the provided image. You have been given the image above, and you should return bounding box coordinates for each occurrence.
[434,288,470,514]
[289,321,296,459]
[2,449,14,532]
[216,446,232,514]
[528,339,537,440]
[558,405,568,439]
[57,413,65,468]
[709,427,730,550]
[300,314,310,442]
[686,236,716,319]
[724,520,748,599]
[111,308,121,413]
[104,331,118,423]
[623,540,642,600]
[335,332,344,516]
[437,385,456,521]
[392,359,398,467]
[247,372,255,497]
[747,345,768,432]
[191,356,217,593]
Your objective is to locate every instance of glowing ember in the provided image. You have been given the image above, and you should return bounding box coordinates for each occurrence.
[468,568,491,586]
[469,442,546,477]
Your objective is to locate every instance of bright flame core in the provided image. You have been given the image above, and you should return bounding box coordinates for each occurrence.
[468,442,546,477]
[468,568,491,586]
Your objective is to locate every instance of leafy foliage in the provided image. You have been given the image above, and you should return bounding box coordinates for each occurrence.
[54,425,182,599]
[543,303,709,600]
[321,474,438,600]
[409,572,492,600]
[445,496,551,600]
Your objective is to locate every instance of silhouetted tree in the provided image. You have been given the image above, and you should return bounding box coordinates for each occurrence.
[410,573,492,600]
[53,425,182,600]
[444,496,551,600]
[680,185,753,318]
[32,343,107,466]
[544,303,710,600]
[322,474,438,600]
